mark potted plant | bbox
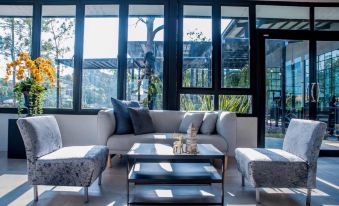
[4,52,56,116]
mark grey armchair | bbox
[17,116,109,203]
[235,119,326,205]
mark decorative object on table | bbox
[4,52,56,116]
[186,124,198,154]
[172,133,185,154]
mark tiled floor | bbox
[1,152,339,206]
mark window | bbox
[82,5,119,109]
[256,5,310,30]
[126,5,164,110]
[219,95,252,113]
[221,6,249,88]
[41,5,76,109]
[180,94,214,111]
[315,7,339,31]
[183,5,212,88]
[0,5,33,108]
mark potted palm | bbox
[4,52,56,116]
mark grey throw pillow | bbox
[128,107,155,135]
[111,98,140,134]
[179,113,204,133]
[200,112,218,134]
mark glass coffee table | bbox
[126,143,226,205]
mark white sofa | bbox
[97,109,237,159]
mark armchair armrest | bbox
[97,109,116,145]
[216,112,237,156]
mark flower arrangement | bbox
[4,52,56,116]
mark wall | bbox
[0,113,257,152]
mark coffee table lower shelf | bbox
[127,162,224,205]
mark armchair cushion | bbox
[34,145,108,187]
[235,148,308,188]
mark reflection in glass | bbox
[219,95,252,113]
[183,5,212,88]
[127,5,164,109]
[41,5,75,109]
[180,94,213,111]
[256,5,309,30]
[317,41,339,149]
[0,5,33,108]
[221,6,249,88]
[82,5,119,109]
[265,39,309,148]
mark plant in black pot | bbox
[4,52,56,116]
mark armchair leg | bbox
[33,185,38,202]
[241,175,245,187]
[98,173,102,186]
[306,189,311,206]
[84,187,89,203]
[256,188,260,204]
[107,154,112,168]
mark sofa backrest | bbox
[149,110,186,133]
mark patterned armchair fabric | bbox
[17,116,108,187]
[235,119,326,189]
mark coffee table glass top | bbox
[127,143,224,159]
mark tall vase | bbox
[23,91,34,117]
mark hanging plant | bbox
[4,52,56,116]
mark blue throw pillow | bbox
[111,98,140,134]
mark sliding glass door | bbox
[264,38,310,148]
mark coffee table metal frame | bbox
[126,143,226,205]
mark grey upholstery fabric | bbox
[17,116,108,187]
[107,133,228,154]
[283,119,326,188]
[235,148,308,188]
[35,146,108,186]
[128,107,155,135]
[97,110,237,156]
[111,98,140,134]
[179,113,204,133]
[200,112,218,134]
[235,119,326,190]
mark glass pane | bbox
[180,94,214,111]
[82,5,119,109]
[316,41,339,151]
[183,5,212,88]
[265,39,309,149]
[41,5,76,109]
[0,5,33,108]
[219,95,252,113]
[126,5,164,109]
[221,6,249,88]
[256,5,310,30]
[315,7,339,31]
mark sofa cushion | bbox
[111,98,140,134]
[235,148,308,188]
[107,133,228,154]
[179,113,204,133]
[128,107,155,135]
[200,112,218,135]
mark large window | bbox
[221,6,249,88]
[41,5,75,109]
[180,94,214,111]
[126,5,164,110]
[182,5,212,88]
[256,5,310,30]
[0,5,33,108]
[82,5,119,109]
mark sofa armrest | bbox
[216,112,237,156]
[97,109,116,145]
